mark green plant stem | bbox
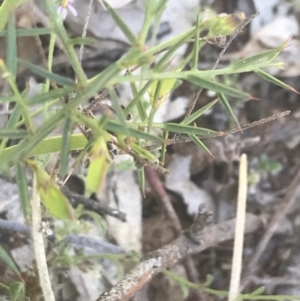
[43,31,56,119]
[160,130,168,164]
[111,61,282,85]
[192,14,200,70]
[141,26,196,57]
[147,80,162,133]
[0,61,35,134]
[44,0,87,86]
[139,9,153,45]
[124,80,152,117]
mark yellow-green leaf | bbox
[149,71,182,109]
[28,162,75,220]
[86,137,110,193]
[87,155,109,194]
[130,142,158,163]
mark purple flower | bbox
[57,0,78,19]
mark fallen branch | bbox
[61,186,127,222]
[0,219,126,254]
[95,210,263,301]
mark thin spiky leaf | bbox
[218,93,240,128]
[16,162,31,222]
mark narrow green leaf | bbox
[103,1,138,46]
[18,59,76,86]
[0,244,21,278]
[148,80,162,132]
[44,0,87,85]
[154,30,192,71]
[0,95,15,102]
[0,60,34,134]
[141,26,195,58]
[160,130,168,164]
[120,47,154,68]
[230,48,283,71]
[218,93,240,128]
[105,120,163,143]
[181,98,218,125]
[192,14,201,70]
[157,122,217,136]
[0,104,22,150]
[9,282,25,301]
[0,128,28,138]
[127,69,147,121]
[28,86,75,105]
[109,88,130,137]
[28,133,87,156]
[6,14,17,78]
[0,134,88,163]
[187,74,253,99]
[16,162,31,221]
[124,80,152,116]
[188,134,213,156]
[60,117,72,178]
[255,69,300,94]
[156,0,169,15]
[0,27,52,37]
[137,166,145,197]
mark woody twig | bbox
[96,208,263,301]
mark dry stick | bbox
[144,166,181,231]
[144,166,205,301]
[0,218,127,254]
[145,111,291,152]
[31,174,55,301]
[79,0,94,64]
[174,111,290,144]
[61,186,127,222]
[228,154,248,301]
[240,168,300,291]
[183,13,258,120]
[95,210,263,301]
